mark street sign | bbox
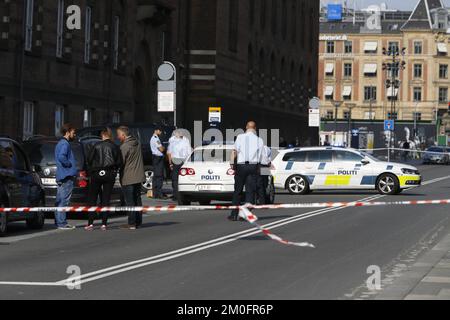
[209,107,222,123]
[384,120,395,131]
[158,92,175,112]
[309,97,320,110]
[309,109,320,127]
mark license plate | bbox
[198,185,222,192]
[41,178,56,185]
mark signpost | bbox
[208,107,222,127]
[157,61,177,124]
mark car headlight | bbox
[401,168,419,175]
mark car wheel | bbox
[199,200,211,206]
[286,175,310,195]
[266,177,276,204]
[141,171,154,192]
[0,203,7,236]
[376,174,400,195]
[26,200,45,230]
[178,193,191,206]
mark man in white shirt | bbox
[229,121,264,221]
[150,126,166,199]
[167,130,192,201]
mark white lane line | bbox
[1,175,449,287]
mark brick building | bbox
[181,0,320,144]
[0,0,320,145]
[318,0,450,147]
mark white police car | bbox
[271,147,421,195]
[178,144,275,205]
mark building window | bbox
[387,112,398,120]
[25,0,34,52]
[229,0,239,52]
[364,86,377,101]
[439,87,448,103]
[413,112,422,121]
[364,111,375,120]
[388,41,399,54]
[271,0,277,36]
[326,41,335,54]
[83,109,93,127]
[326,111,334,120]
[344,63,352,77]
[344,41,353,53]
[413,87,422,102]
[23,101,34,139]
[324,86,334,100]
[84,6,92,64]
[56,0,65,58]
[414,64,422,78]
[325,63,334,77]
[113,16,120,70]
[343,111,350,120]
[55,105,65,136]
[439,64,448,79]
[260,0,266,30]
[112,111,121,124]
[414,41,423,54]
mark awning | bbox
[364,41,378,52]
[342,86,352,97]
[325,86,334,96]
[325,63,334,74]
[364,63,378,74]
[437,43,448,54]
[387,86,399,97]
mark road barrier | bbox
[2,199,450,247]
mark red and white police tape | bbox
[2,199,450,248]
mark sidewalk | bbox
[376,233,450,300]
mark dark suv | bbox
[22,137,123,206]
[0,137,46,235]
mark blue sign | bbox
[384,120,395,131]
[327,4,343,21]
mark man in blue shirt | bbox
[150,126,167,199]
[54,123,78,230]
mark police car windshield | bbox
[189,149,233,163]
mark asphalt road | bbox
[0,164,450,300]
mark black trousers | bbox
[88,170,116,226]
[256,165,270,205]
[152,155,165,198]
[231,164,259,216]
[171,162,183,200]
[122,184,143,227]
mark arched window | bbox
[260,0,267,30]
[249,0,255,27]
[282,0,288,40]
[291,1,297,44]
[271,0,277,36]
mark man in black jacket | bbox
[85,128,122,231]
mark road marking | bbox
[1,175,449,287]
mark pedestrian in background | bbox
[85,128,122,231]
[150,126,167,199]
[117,126,146,230]
[167,129,192,201]
[229,121,264,221]
[256,145,272,205]
[54,123,78,230]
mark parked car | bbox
[422,147,450,165]
[77,124,175,191]
[0,137,46,236]
[22,137,123,206]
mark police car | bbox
[271,147,421,195]
[178,144,275,205]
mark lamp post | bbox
[382,45,406,158]
[333,100,343,146]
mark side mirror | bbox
[361,159,370,166]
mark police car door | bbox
[305,150,334,189]
[332,150,372,189]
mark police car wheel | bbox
[266,179,276,204]
[286,175,310,195]
[178,193,191,206]
[376,174,400,195]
